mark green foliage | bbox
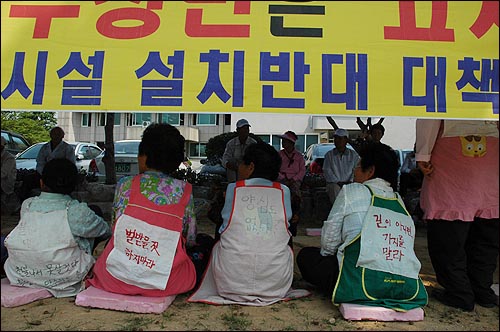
[1,111,56,143]
[204,132,238,160]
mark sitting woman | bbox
[277,131,306,244]
[297,142,428,311]
[188,142,305,306]
[4,158,111,297]
[86,123,200,296]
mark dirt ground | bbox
[1,212,499,331]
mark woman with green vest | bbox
[297,142,427,311]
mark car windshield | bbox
[115,141,139,155]
[16,143,43,159]
[315,145,334,156]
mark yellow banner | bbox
[1,1,498,119]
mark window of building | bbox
[126,113,152,126]
[272,135,281,151]
[114,113,121,126]
[295,135,307,153]
[305,134,319,150]
[97,113,106,126]
[97,112,121,126]
[271,133,319,153]
[81,113,92,127]
[256,135,270,144]
[158,113,180,126]
[195,114,217,126]
[189,142,207,158]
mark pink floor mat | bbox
[75,286,176,314]
[1,278,53,308]
[339,303,424,321]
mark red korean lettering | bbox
[9,5,80,39]
[95,1,163,39]
[133,254,141,264]
[145,258,156,269]
[125,228,137,244]
[185,1,251,37]
[384,1,455,41]
[151,241,160,256]
[469,1,499,39]
[382,247,394,261]
[374,214,386,228]
[393,249,405,261]
[398,235,406,248]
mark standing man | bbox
[323,128,360,205]
[36,126,76,176]
[1,136,19,214]
[20,126,76,201]
[221,119,257,183]
[369,123,385,144]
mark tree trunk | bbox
[103,113,116,184]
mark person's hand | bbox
[417,161,434,176]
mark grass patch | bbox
[117,316,155,331]
[162,310,176,320]
[221,311,252,331]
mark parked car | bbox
[395,148,415,188]
[1,129,30,156]
[89,140,141,182]
[199,157,226,176]
[15,141,103,172]
[89,140,196,182]
[395,149,414,171]
[303,143,335,174]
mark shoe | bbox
[476,295,499,308]
[432,289,475,312]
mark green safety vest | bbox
[331,186,428,312]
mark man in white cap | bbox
[221,119,257,182]
[323,128,360,205]
[1,136,19,214]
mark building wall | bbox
[232,114,416,150]
[57,112,417,156]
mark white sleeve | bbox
[415,119,441,162]
[320,186,348,256]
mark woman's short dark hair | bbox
[138,123,185,174]
[42,158,78,195]
[358,142,399,191]
[241,142,282,181]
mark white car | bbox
[15,141,103,173]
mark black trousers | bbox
[296,247,339,297]
[427,218,499,307]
